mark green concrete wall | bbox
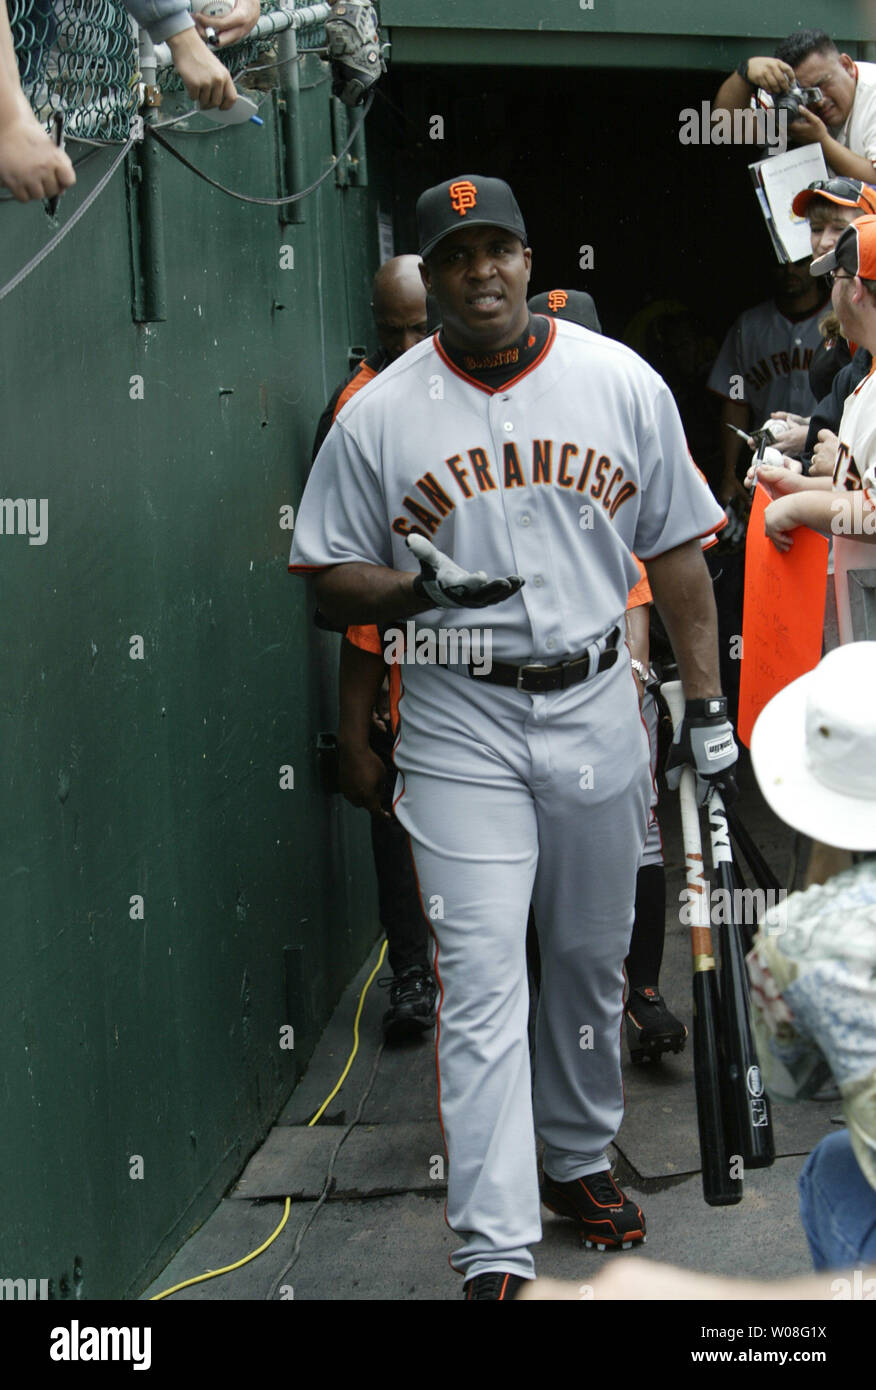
[0,51,387,1299]
[382,0,869,67]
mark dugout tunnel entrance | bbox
[368,0,870,489]
[369,59,796,494]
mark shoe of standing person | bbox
[380,965,437,1043]
[541,1170,646,1251]
[624,985,688,1063]
[462,1272,530,1300]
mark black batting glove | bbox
[665,695,739,807]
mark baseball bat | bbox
[706,790,776,1170]
[726,805,782,894]
[662,681,742,1207]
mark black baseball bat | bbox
[662,682,742,1207]
[707,790,776,1171]
[726,805,783,894]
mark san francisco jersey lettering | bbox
[289,319,725,664]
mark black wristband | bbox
[685,696,728,720]
[736,58,754,85]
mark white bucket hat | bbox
[750,642,876,851]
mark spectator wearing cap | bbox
[752,178,876,468]
[747,643,876,1272]
[795,179,876,401]
[714,29,876,181]
[762,214,876,565]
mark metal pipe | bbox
[277,16,304,224]
[348,92,368,187]
[151,4,331,67]
[330,95,349,187]
[139,27,157,88]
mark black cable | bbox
[145,90,372,206]
[265,1038,385,1300]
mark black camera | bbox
[773,82,824,121]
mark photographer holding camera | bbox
[714,29,876,181]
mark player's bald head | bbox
[371,255,429,359]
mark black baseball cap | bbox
[416,175,527,260]
[528,289,602,334]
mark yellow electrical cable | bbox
[307,937,388,1127]
[148,937,388,1300]
[149,1199,292,1300]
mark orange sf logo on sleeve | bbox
[547,290,568,311]
[449,180,478,215]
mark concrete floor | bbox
[142,750,841,1303]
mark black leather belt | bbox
[470,625,622,693]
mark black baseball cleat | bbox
[624,985,688,1064]
[463,1272,529,1300]
[380,965,437,1044]
[541,1170,646,1251]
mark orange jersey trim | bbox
[626,555,652,609]
[345,623,401,729]
[332,361,379,422]
[345,623,383,655]
[433,317,557,396]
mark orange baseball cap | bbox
[811,213,876,278]
[793,177,876,219]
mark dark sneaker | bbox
[541,1170,646,1251]
[463,1272,528,1300]
[625,985,688,1064]
[380,966,437,1044]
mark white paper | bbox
[749,145,829,262]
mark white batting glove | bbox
[406,534,525,609]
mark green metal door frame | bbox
[380,0,870,68]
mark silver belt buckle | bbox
[517,661,547,691]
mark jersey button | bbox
[519,514,531,526]
[503,421,514,432]
[533,574,544,587]
[545,637,557,651]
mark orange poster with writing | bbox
[737,483,829,746]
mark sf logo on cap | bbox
[548,290,568,311]
[449,180,478,216]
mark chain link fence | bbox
[9,2,329,142]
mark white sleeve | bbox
[849,79,876,165]
[288,420,393,573]
[633,380,727,559]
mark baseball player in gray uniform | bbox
[289,176,737,1300]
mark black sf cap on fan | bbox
[416,176,527,260]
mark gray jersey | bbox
[707,299,826,421]
[290,318,725,660]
